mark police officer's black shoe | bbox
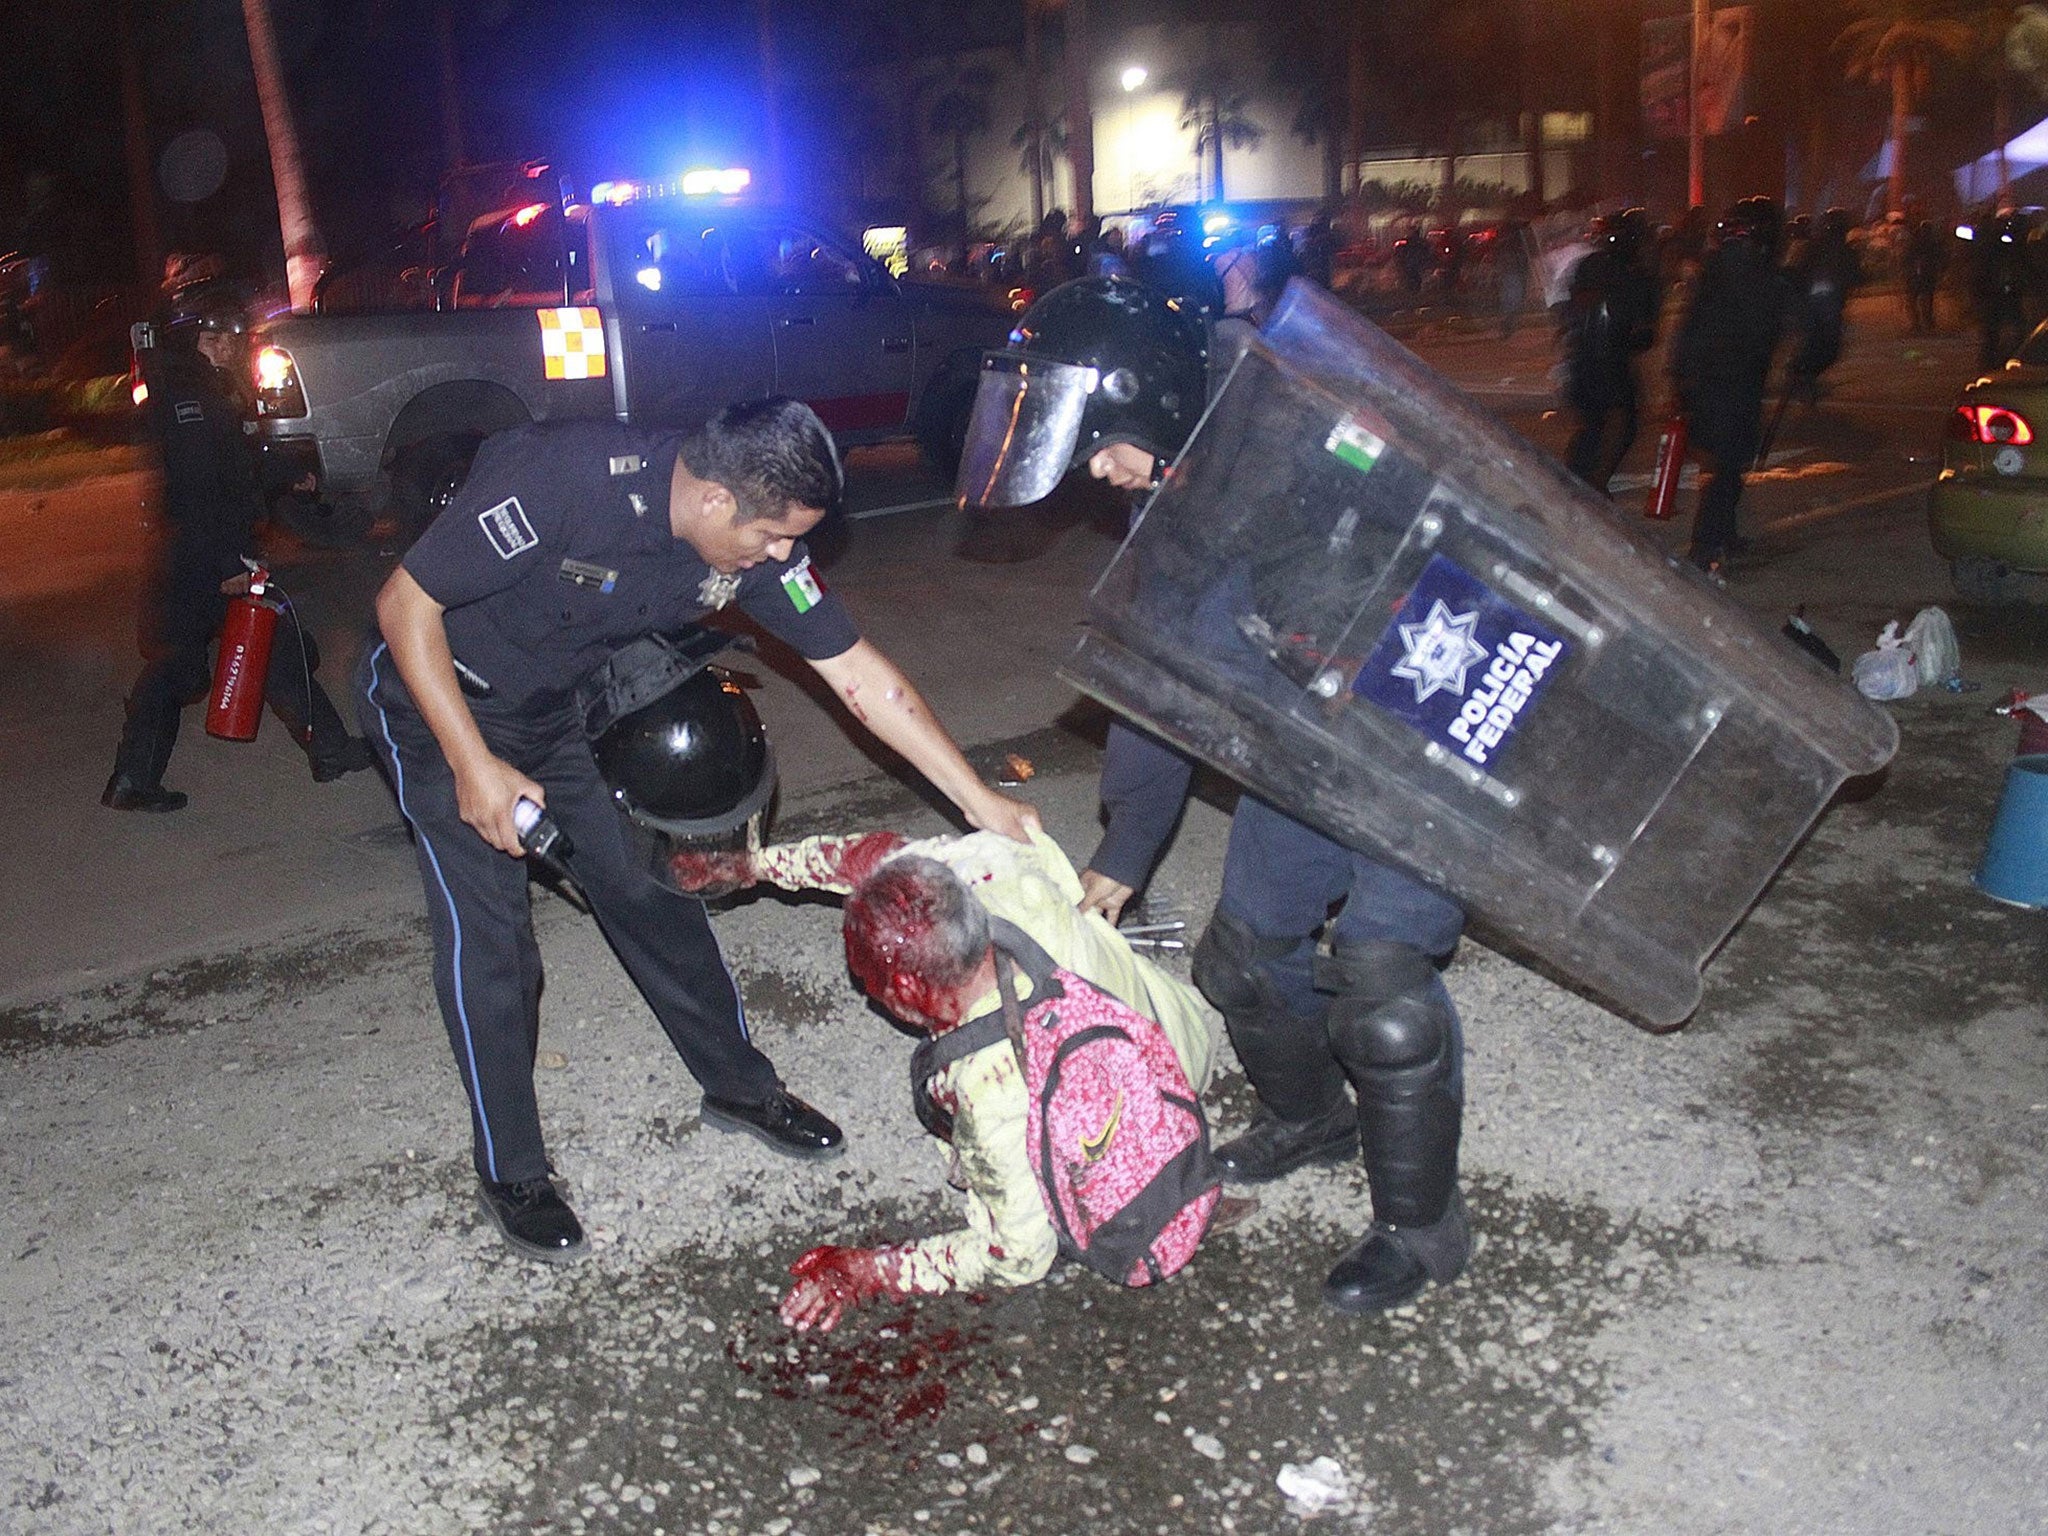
[700,1088,845,1159]
[101,774,188,813]
[478,1176,591,1264]
[1322,1193,1471,1315]
[311,736,377,783]
[1214,1105,1359,1185]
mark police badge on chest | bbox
[696,570,742,610]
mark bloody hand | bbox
[667,848,756,893]
[781,1244,902,1333]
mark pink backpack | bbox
[912,920,1222,1286]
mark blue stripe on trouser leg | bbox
[360,644,552,1184]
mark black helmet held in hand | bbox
[589,662,776,899]
[955,275,1209,508]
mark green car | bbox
[1931,324,2048,600]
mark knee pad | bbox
[1192,908,1296,1020]
[1317,940,1453,1077]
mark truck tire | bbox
[388,433,485,547]
[915,358,981,483]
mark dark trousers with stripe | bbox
[356,644,783,1186]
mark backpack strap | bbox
[908,1007,1008,1140]
[907,920,1064,1140]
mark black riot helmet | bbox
[586,650,776,899]
[1718,196,1783,258]
[1606,207,1649,261]
[162,278,249,341]
[955,275,1209,508]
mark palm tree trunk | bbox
[1886,60,1911,216]
[1520,0,1543,209]
[437,6,465,172]
[1345,15,1368,196]
[1061,0,1094,225]
[119,0,159,286]
[757,0,786,202]
[241,0,326,310]
[954,133,970,249]
[1211,108,1226,201]
[1997,71,2012,202]
[1025,0,1046,231]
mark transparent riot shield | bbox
[1062,279,1897,1028]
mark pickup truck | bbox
[251,183,1017,543]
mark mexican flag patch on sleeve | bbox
[780,555,825,614]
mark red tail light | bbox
[1951,404,2034,445]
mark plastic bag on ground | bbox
[1277,1456,1352,1515]
[1852,621,1919,700]
[1904,606,1960,687]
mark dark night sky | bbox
[0,0,1006,284]
[0,0,2006,291]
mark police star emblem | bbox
[1391,599,1488,704]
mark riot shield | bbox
[1062,279,1897,1028]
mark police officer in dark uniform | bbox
[958,279,1471,1314]
[104,282,372,811]
[1672,197,1794,573]
[1562,208,1659,495]
[360,398,1037,1262]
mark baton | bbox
[1754,385,1794,471]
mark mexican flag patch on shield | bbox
[780,555,825,614]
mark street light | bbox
[1120,65,1147,211]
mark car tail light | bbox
[253,344,307,417]
[1951,403,2034,445]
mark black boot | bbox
[1214,1103,1358,1184]
[310,735,376,782]
[1320,940,1469,1312]
[1194,910,1353,1185]
[1323,1191,1471,1314]
[101,774,187,813]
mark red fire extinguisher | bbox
[206,563,281,741]
[1644,414,1687,522]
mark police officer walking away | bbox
[957,279,1472,1315]
[1561,208,1659,494]
[1785,208,1863,404]
[1972,203,2033,369]
[359,399,1037,1262]
[104,281,372,810]
[1671,197,1793,574]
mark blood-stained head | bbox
[843,855,991,1031]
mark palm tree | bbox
[241,0,326,309]
[1019,0,1051,232]
[1835,0,1976,216]
[1178,57,1264,202]
[926,65,996,244]
[1013,115,1067,229]
[1270,14,1348,202]
[1041,0,1094,226]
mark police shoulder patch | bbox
[478,495,539,560]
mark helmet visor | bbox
[955,353,1099,508]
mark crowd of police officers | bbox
[104,194,1927,1315]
